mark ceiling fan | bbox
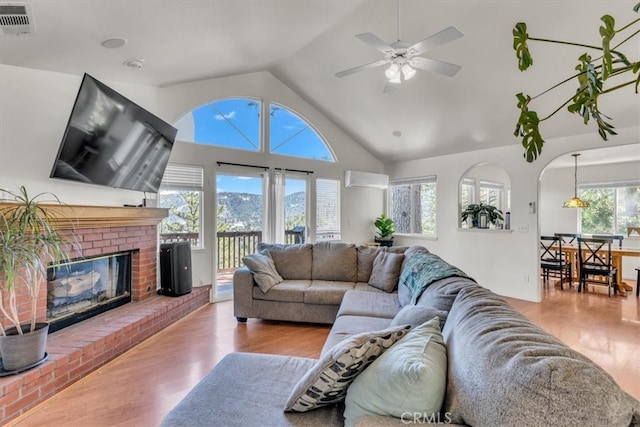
[335,1,463,86]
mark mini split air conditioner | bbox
[344,170,389,189]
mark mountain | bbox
[217,191,305,231]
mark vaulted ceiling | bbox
[1,0,638,163]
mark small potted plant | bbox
[0,186,78,372]
[461,203,504,229]
[374,213,395,247]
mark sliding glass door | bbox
[216,173,265,300]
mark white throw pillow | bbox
[344,317,447,427]
[242,250,283,292]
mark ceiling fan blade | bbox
[411,56,461,77]
[407,26,463,56]
[355,33,395,55]
[335,58,390,78]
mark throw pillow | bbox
[283,324,411,412]
[344,317,447,427]
[390,305,449,329]
[368,252,405,292]
[242,251,283,293]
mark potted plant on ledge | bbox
[0,186,77,373]
[374,213,395,247]
[461,203,504,229]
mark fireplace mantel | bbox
[0,202,168,229]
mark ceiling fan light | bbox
[388,74,402,84]
[401,64,416,80]
[385,63,400,79]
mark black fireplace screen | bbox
[47,251,132,333]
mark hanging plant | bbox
[513,3,640,162]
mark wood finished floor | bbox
[10,279,640,427]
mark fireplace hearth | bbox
[47,251,133,333]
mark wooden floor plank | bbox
[9,280,640,426]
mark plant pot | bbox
[0,322,49,371]
[374,237,394,247]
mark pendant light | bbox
[562,153,590,208]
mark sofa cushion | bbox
[312,242,357,282]
[411,276,478,311]
[322,315,395,355]
[242,250,283,292]
[304,281,356,305]
[337,290,400,320]
[441,285,640,427]
[284,324,410,413]
[356,245,382,283]
[252,280,311,303]
[399,253,473,305]
[354,283,386,293]
[161,352,344,427]
[390,305,448,329]
[368,252,405,292]
[258,243,313,280]
[344,317,447,427]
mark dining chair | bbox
[592,234,624,248]
[577,237,618,297]
[554,233,580,245]
[540,236,572,289]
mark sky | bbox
[188,98,333,161]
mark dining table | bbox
[552,244,640,296]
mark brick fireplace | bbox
[0,204,210,424]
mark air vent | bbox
[0,3,35,35]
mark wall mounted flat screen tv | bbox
[50,74,177,193]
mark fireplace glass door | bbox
[47,251,132,332]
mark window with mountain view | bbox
[159,164,204,248]
[173,98,335,162]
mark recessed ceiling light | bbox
[123,58,144,69]
[101,37,127,49]
[392,130,402,137]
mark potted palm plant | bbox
[374,213,395,247]
[461,203,504,229]
[0,186,77,372]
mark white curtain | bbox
[264,168,285,243]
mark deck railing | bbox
[160,228,305,273]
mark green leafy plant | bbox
[513,3,640,162]
[374,213,395,239]
[461,203,504,227]
[0,186,77,335]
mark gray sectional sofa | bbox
[233,242,425,324]
[163,242,640,427]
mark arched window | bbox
[174,98,334,162]
[269,103,334,162]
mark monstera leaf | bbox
[512,3,640,162]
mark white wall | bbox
[0,64,162,205]
[0,65,384,292]
[157,71,385,289]
[386,128,640,302]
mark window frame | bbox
[159,163,204,249]
[315,178,341,241]
[388,176,437,238]
[578,180,640,235]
